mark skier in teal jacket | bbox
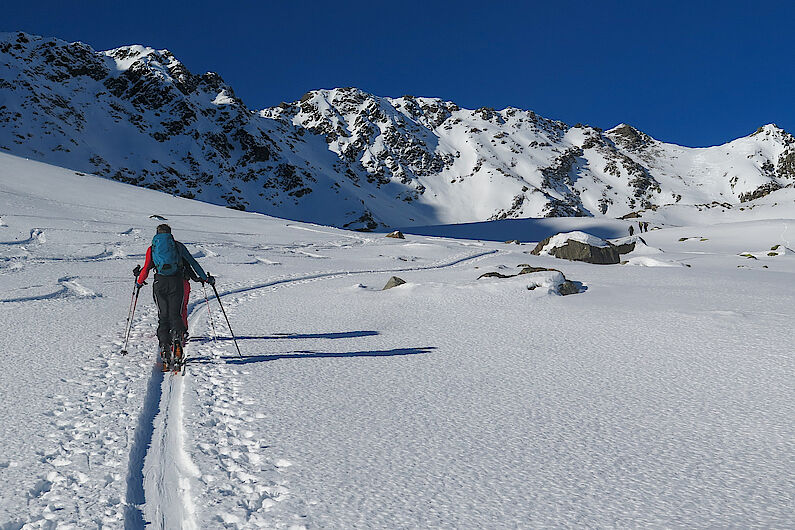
[135,224,213,368]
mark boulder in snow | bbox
[610,235,649,255]
[478,264,582,295]
[382,276,407,290]
[525,269,582,296]
[530,231,621,264]
[557,280,580,296]
[386,230,405,239]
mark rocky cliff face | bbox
[2,32,794,229]
[0,32,379,228]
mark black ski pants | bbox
[153,274,186,349]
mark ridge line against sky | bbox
[2,0,794,148]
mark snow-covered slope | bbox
[267,89,795,222]
[2,31,795,230]
[0,32,387,229]
[1,151,794,528]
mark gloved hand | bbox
[206,273,215,286]
[133,264,141,277]
[136,281,145,289]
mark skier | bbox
[134,224,214,370]
[628,225,634,236]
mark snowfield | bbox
[0,152,793,528]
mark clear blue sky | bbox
[3,1,794,147]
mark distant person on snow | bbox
[628,225,634,236]
[134,224,213,368]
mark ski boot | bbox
[172,335,185,374]
[159,344,171,372]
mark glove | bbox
[206,273,215,286]
[133,264,141,277]
[136,281,145,289]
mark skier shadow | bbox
[188,330,380,343]
[188,346,436,365]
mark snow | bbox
[622,256,686,267]
[0,152,793,528]
[523,269,569,294]
[105,45,158,71]
[211,90,235,106]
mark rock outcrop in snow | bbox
[2,31,795,229]
[477,265,581,295]
[382,276,407,290]
[531,231,624,264]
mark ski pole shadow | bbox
[196,346,437,365]
[188,330,379,344]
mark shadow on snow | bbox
[187,346,435,365]
[188,330,379,343]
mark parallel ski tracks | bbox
[124,248,499,528]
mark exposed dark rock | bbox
[517,266,561,275]
[620,211,642,219]
[490,194,526,221]
[607,124,652,150]
[477,271,514,279]
[739,182,783,202]
[531,235,621,264]
[386,230,405,239]
[382,276,407,290]
[558,281,580,296]
[611,236,646,255]
[343,210,379,231]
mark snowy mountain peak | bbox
[2,31,795,229]
[750,123,794,144]
[104,45,160,71]
[605,123,655,150]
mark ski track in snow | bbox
[119,247,498,528]
[208,249,497,303]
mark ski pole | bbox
[209,279,242,357]
[123,281,136,330]
[121,283,141,355]
[202,283,217,343]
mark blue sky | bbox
[3,1,794,147]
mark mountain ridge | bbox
[1,31,794,229]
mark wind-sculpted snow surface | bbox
[3,31,795,230]
[0,152,793,527]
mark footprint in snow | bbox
[0,228,45,245]
[0,276,99,303]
